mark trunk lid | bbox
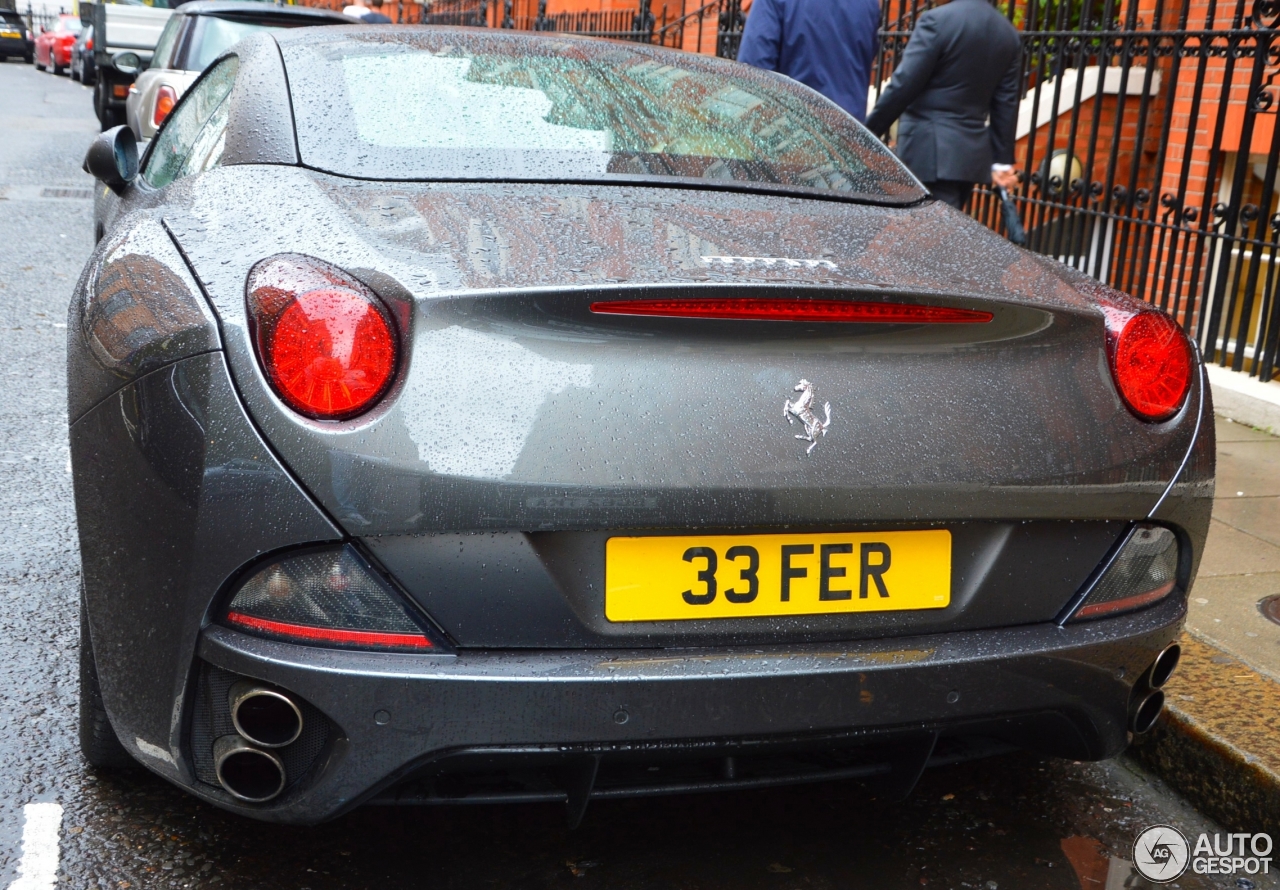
[165,167,1202,647]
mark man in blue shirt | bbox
[737,0,882,122]
[360,0,392,23]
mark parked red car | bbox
[34,15,81,75]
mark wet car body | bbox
[74,29,1213,824]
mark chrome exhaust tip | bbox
[213,735,286,803]
[1149,643,1181,689]
[1131,689,1166,735]
[229,681,303,748]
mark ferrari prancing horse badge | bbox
[784,379,831,455]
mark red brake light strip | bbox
[1074,581,1176,620]
[589,299,993,323]
[226,611,433,649]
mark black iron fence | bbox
[21,5,62,32]
[882,0,1280,381]
[390,0,745,54]
[322,0,1279,380]
[416,0,488,26]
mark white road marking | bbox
[7,803,62,890]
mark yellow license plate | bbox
[0,28,20,37]
[605,530,951,622]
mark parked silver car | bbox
[125,1,352,140]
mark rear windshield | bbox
[55,16,83,33]
[280,31,923,203]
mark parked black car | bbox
[71,23,95,85]
[0,9,33,64]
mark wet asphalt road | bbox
[0,58,1275,890]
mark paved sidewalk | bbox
[1208,363,1280,434]
[1133,411,1280,836]
[1187,416,1280,679]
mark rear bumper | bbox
[183,594,1186,824]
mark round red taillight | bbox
[153,85,178,128]
[248,257,398,420]
[1108,310,1193,422]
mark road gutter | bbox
[1130,634,1280,838]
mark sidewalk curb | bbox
[1130,634,1280,838]
[1207,364,1280,434]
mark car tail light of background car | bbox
[223,546,441,651]
[1067,524,1180,621]
[153,85,178,127]
[1104,307,1194,422]
[247,254,399,421]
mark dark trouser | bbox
[926,180,975,210]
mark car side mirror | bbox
[113,51,141,75]
[83,126,139,194]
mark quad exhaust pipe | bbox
[229,681,304,748]
[214,735,286,802]
[213,682,304,802]
[1130,689,1165,734]
[1129,644,1180,735]
[1148,643,1181,689]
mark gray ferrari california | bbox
[72,27,1212,825]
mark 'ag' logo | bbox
[1133,825,1190,883]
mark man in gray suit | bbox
[865,0,1022,210]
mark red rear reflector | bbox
[589,299,993,324]
[1105,309,1193,422]
[1072,581,1175,620]
[225,612,434,650]
[153,84,177,127]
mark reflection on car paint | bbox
[401,324,593,480]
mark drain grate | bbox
[41,187,93,200]
[1260,594,1280,627]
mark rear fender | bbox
[72,351,340,782]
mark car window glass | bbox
[143,56,238,189]
[182,89,233,177]
[282,32,923,203]
[56,17,83,34]
[187,17,282,72]
[1,11,23,27]
[149,15,183,70]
